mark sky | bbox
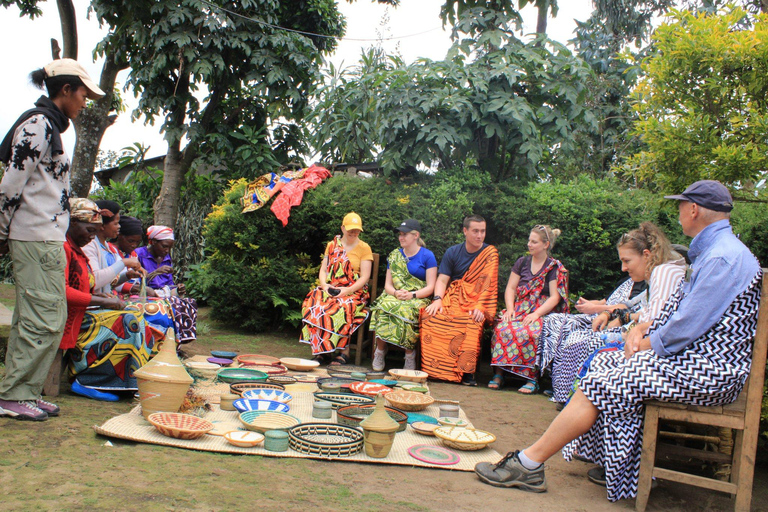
[0,0,594,163]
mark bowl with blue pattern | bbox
[242,389,293,404]
[232,398,290,414]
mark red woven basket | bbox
[148,412,214,440]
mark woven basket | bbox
[236,354,281,366]
[239,411,301,433]
[147,412,213,440]
[336,404,407,432]
[242,389,292,403]
[384,391,435,412]
[388,369,428,383]
[280,357,320,372]
[267,375,297,385]
[230,382,285,396]
[217,368,269,384]
[434,426,496,451]
[313,392,375,410]
[288,423,364,457]
[184,361,220,381]
[245,363,288,376]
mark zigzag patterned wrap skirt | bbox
[563,273,761,501]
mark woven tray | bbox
[434,427,496,451]
[313,392,374,410]
[247,364,288,376]
[230,382,285,396]
[236,354,281,366]
[239,411,301,433]
[385,391,435,412]
[147,412,213,440]
[289,423,364,457]
[336,403,407,432]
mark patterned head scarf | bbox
[69,198,106,224]
[147,225,174,241]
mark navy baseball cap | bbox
[664,180,733,212]
[394,219,422,233]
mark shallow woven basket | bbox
[230,381,285,396]
[288,423,364,457]
[184,361,220,381]
[147,412,214,440]
[388,369,428,383]
[384,390,435,412]
[236,354,281,366]
[433,426,496,451]
[239,411,301,433]
[313,392,375,410]
[336,404,408,432]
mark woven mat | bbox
[93,389,500,471]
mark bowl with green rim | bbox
[217,368,269,384]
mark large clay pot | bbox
[134,329,193,419]
[360,394,400,458]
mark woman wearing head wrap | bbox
[135,225,176,291]
[133,224,198,344]
[0,60,105,421]
[62,198,156,402]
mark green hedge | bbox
[191,171,766,331]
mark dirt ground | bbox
[0,299,766,511]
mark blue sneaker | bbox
[71,380,119,402]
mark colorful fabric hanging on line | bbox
[241,168,306,213]
[271,164,332,226]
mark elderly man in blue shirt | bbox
[475,180,762,502]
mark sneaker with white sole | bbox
[372,349,387,371]
[403,353,417,370]
[36,398,60,417]
[0,399,48,421]
[475,451,547,492]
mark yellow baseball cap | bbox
[342,212,363,231]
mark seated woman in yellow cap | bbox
[300,212,373,365]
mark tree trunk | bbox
[762,0,767,14]
[70,56,125,197]
[536,0,548,36]
[153,80,225,227]
[56,0,78,59]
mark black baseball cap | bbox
[394,219,422,233]
[664,180,733,212]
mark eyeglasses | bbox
[533,225,549,243]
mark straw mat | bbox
[93,388,501,471]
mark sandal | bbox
[328,353,351,366]
[488,374,505,390]
[517,380,539,395]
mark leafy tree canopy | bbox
[622,6,768,195]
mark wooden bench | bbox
[351,253,379,366]
[636,270,768,511]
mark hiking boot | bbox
[403,353,417,371]
[587,466,606,486]
[474,451,547,492]
[0,399,48,421]
[36,398,60,417]
[372,349,387,371]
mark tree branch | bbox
[56,0,77,59]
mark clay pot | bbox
[134,329,193,419]
[360,394,400,458]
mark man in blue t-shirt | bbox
[422,215,499,385]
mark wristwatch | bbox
[412,291,417,299]
[432,295,442,302]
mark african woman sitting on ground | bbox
[370,219,437,371]
[489,225,569,393]
[129,223,198,345]
[62,199,156,402]
[300,212,373,365]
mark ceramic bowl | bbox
[279,357,321,372]
[211,350,238,359]
[242,389,293,404]
[437,417,468,427]
[232,398,290,414]
[224,430,264,448]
